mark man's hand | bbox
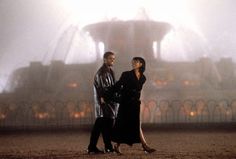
[100,97,105,104]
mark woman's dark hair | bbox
[132,57,146,73]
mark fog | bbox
[0,0,236,92]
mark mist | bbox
[0,0,236,91]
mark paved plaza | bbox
[0,125,236,159]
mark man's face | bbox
[105,55,115,66]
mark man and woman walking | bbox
[87,51,156,155]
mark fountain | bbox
[83,20,171,63]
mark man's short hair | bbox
[103,51,115,59]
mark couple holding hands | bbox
[87,51,156,155]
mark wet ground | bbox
[0,126,236,159]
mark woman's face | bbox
[132,59,142,70]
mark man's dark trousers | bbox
[88,117,114,150]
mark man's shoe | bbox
[87,147,104,154]
[105,148,114,153]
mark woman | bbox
[111,57,156,154]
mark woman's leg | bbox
[140,126,147,145]
[114,143,122,154]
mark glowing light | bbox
[73,112,80,118]
[58,0,143,26]
[155,80,168,87]
[67,82,78,88]
[80,111,85,117]
[0,113,6,119]
[56,0,206,62]
[71,111,86,118]
[226,111,231,116]
[58,0,199,28]
[183,80,190,86]
[190,111,195,116]
[98,42,105,58]
[153,41,158,58]
[35,112,49,119]
[183,80,200,86]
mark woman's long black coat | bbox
[112,70,146,145]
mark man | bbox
[87,51,119,154]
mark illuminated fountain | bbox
[83,20,171,73]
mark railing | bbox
[141,99,236,123]
[0,99,236,128]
